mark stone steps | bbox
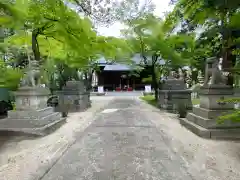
[180,118,240,140]
[0,112,66,136]
[7,107,54,120]
[186,112,240,129]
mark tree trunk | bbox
[87,72,93,91]
[84,70,93,92]
[220,12,236,86]
[32,30,40,61]
[151,64,158,101]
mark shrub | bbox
[218,98,240,123]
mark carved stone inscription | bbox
[22,97,30,106]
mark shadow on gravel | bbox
[0,131,43,152]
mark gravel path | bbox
[138,99,240,180]
[41,98,240,180]
[1,96,240,180]
[0,97,114,180]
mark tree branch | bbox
[72,0,92,15]
[45,36,64,43]
[71,0,107,24]
[37,22,54,34]
[152,53,159,65]
[65,27,80,39]
[43,16,59,22]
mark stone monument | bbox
[158,70,192,112]
[180,57,240,139]
[0,60,66,136]
[57,80,91,113]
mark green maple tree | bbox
[165,0,240,122]
[122,14,187,100]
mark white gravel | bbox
[138,98,240,180]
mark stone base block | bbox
[158,90,192,113]
[0,109,66,136]
[8,107,53,119]
[55,100,91,113]
[57,92,91,113]
[179,118,240,140]
[186,112,240,129]
[199,85,234,110]
[187,106,240,128]
[192,106,233,119]
[67,103,90,113]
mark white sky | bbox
[97,0,173,37]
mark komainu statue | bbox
[168,71,177,79]
[204,57,227,86]
[197,70,204,84]
[20,60,41,87]
[178,68,185,80]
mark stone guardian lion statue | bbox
[20,60,41,87]
[204,57,227,86]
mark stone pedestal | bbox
[0,86,65,136]
[57,81,91,113]
[159,90,192,113]
[158,76,192,112]
[180,85,240,139]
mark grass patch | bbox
[140,95,158,107]
[141,95,200,106]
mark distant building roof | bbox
[131,53,143,64]
[96,54,144,65]
[96,57,108,64]
[103,64,132,71]
[96,53,165,71]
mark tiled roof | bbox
[96,57,108,64]
[96,53,165,70]
[96,53,146,65]
[103,64,132,71]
